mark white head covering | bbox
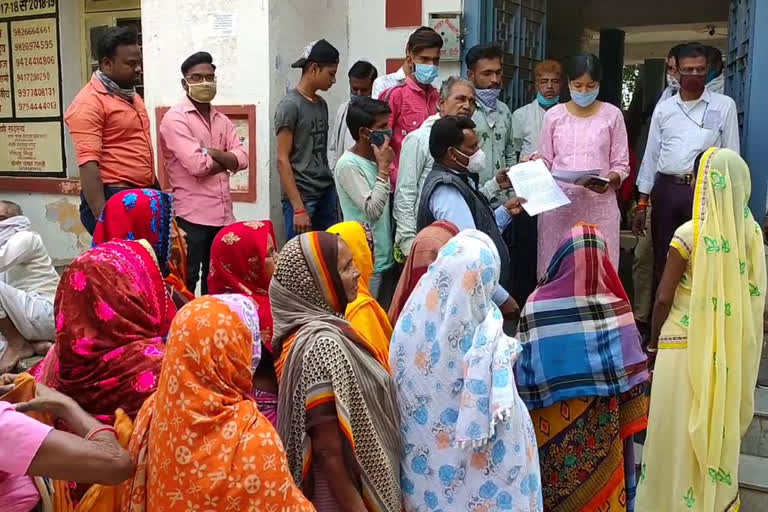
[0,215,31,248]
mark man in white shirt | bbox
[658,44,685,103]
[633,43,740,291]
[328,60,378,171]
[0,201,59,372]
[511,59,562,161]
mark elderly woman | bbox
[515,224,649,511]
[637,148,766,511]
[391,229,543,511]
[270,231,401,512]
[92,188,194,306]
[328,221,392,368]
[535,54,629,276]
[121,295,314,511]
[207,220,280,426]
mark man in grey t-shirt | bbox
[275,39,340,239]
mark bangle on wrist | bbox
[84,425,117,441]
[293,208,307,216]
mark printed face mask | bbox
[186,80,217,103]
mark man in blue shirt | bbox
[416,115,523,318]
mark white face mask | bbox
[667,74,680,90]
[454,148,487,174]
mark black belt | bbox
[657,173,693,185]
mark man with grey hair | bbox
[0,200,58,372]
[393,76,513,260]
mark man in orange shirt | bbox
[65,27,156,234]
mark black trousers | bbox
[176,217,222,295]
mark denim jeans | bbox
[282,186,340,240]
[79,185,134,235]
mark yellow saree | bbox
[637,148,766,511]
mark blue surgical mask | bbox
[537,92,559,108]
[570,88,599,108]
[369,129,393,148]
[413,63,439,85]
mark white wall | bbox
[347,0,463,86]
[141,0,272,222]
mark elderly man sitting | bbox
[0,201,58,372]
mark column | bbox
[598,28,625,108]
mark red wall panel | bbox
[385,0,422,28]
[386,58,406,74]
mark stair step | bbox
[743,388,768,457]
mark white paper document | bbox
[551,169,603,185]
[507,160,570,216]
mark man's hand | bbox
[495,168,512,189]
[632,208,647,237]
[0,373,18,386]
[14,383,76,418]
[499,297,521,321]
[503,197,527,216]
[293,209,312,234]
[372,135,394,171]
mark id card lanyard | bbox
[677,100,709,129]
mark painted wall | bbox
[4,0,89,264]
[347,0,463,86]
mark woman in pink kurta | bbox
[536,54,630,276]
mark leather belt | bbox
[657,173,693,185]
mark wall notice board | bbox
[155,104,258,203]
[0,0,66,177]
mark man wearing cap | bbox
[275,39,340,239]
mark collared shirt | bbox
[428,183,512,306]
[511,99,547,160]
[159,96,248,226]
[65,74,155,187]
[394,114,501,255]
[659,85,677,104]
[706,73,725,95]
[473,99,517,186]
[637,89,740,194]
[372,67,407,101]
[328,100,356,171]
[0,230,59,299]
[386,76,440,186]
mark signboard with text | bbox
[0,0,65,177]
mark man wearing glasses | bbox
[159,51,248,294]
[634,43,740,292]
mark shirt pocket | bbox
[400,112,424,136]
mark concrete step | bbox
[742,388,768,458]
[739,454,768,511]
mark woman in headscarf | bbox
[270,232,401,512]
[387,220,459,324]
[391,229,543,511]
[327,221,392,369]
[515,224,649,511]
[92,188,194,307]
[207,220,280,426]
[121,295,315,512]
[29,239,174,507]
[636,148,766,512]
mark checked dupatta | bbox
[515,224,648,409]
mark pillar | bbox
[642,58,666,113]
[598,28,625,108]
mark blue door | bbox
[463,0,548,111]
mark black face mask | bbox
[368,129,393,148]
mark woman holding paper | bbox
[535,54,630,276]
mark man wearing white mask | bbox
[416,116,525,319]
[159,51,248,294]
[659,43,685,103]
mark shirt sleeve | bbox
[65,97,105,166]
[504,107,518,167]
[0,232,36,272]
[479,177,502,202]
[537,111,556,169]
[721,99,741,153]
[637,107,663,195]
[335,159,390,221]
[494,205,513,232]
[609,109,630,181]
[223,118,249,171]
[511,108,523,156]
[327,103,344,171]
[274,98,299,135]
[394,133,428,254]
[159,112,215,177]
[0,401,53,475]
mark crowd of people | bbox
[0,23,763,512]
